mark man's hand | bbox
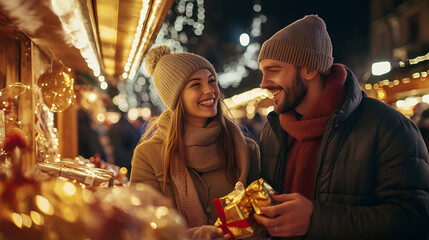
[254,193,313,237]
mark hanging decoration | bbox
[37,69,75,113]
[0,83,30,171]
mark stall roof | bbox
[0,0,173,85]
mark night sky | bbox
[178,0,371,97]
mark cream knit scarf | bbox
[156,111,249,227]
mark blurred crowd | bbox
[77,108,145,175]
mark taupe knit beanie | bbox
[144,45,217,110]
[258,15,333,75]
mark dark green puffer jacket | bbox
[260,67,429,240]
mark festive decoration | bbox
[37,69,76,112]
[3,128,27,154]
[34,90,60,163]
[364,51,429,101]
[213,178,275,239]
[36,160,114,189]
[224,88,270,110]
[245,178,276,215]
[0,127,27,179]
[1,128,186,239]
[121,1,267,114]
[214,182,259,240]
[0,82,30,100]
[36,154,129,188]
[0,84,29,177]
[0,175,187,240]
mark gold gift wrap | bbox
[214,182,263,239]
[36,161,114,188]
[245,178,276,215]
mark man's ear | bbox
[300,67,318,80]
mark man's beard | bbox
[275,72,307,114]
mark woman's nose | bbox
[203,83,214,94]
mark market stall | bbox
[0,0,189,239]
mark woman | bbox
[130,45,261,239]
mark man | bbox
[254,15,429,239]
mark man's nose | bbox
[260,75,269,89]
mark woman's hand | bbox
[187,225,227,240]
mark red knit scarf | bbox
[279,64,347,200]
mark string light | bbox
[365,50,429,102]
[224,88,270,110]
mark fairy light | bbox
[36,195,54,215]
[218,13,266,88]
[224,88,270,110]
[11,213,23,228]
[100,82,108,90]
[30,211,44,225]
[51,0,101,77]
[123,0,151,76]
[365,67,429,101]
[409,52,429,65]
[129,0,164,79]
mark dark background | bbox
[173,0,371,97]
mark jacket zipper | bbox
[274,132,287,192]
[312,116,337,200]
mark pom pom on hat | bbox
[143,45,217,110]
[144,45,172,76]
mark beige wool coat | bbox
[130,131,261,224]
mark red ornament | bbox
[3,129,27,153]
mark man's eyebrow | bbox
[260,65,282,71]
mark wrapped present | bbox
[245,178,276,215]
[35,161,114,188]
[213,178,276,239]
[213,182,262,239]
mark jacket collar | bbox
[333,65,364,124]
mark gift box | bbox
[213,178,275,239]
[245,178,276,215]
[35,161,114,188]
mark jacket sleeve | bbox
[129,142,163,193]
[245,137,261,185]
[307,117,429,239]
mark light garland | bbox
[120,1,267,113]
[123,0,151,74]
[365,51,429,101]
[224,88,271,110]
[218,10,266,89]
[410,52,429,65]
[119,0,208,112]
[364,69,429,92]
[50,0,101,77]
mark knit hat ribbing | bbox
[144,45,217,110]
[258,15,333,75]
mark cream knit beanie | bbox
[258,15,333,75]
[144,45,217,110]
